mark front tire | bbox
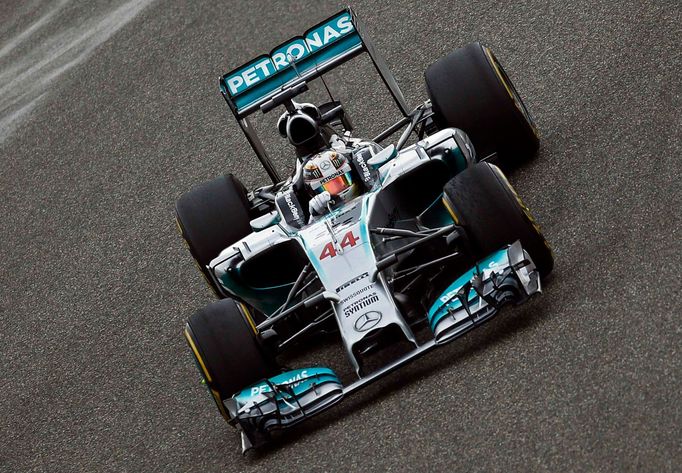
[425,42,539,169]
[184,299,277,418]
[443,162,553,277]
[175,174,252,296]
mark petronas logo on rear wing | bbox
[220,9,362,116]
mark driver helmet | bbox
[303,150,358,202]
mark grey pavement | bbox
[0,1,680,471]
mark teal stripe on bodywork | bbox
[440,145,467,175]
[427,248,509,330]
[419,192,455,228]
[359,193,373,259]
[232,33,362,112]
[233,367,340,405]
[217,268,290,315]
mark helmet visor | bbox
[319,172,353,196]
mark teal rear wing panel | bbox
[220,7,409,119]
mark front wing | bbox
[227,240,540,451]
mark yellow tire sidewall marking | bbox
[183,326,213,384]
[442,195,460,225]
[211,388,229,421]
[491,166,553,254]
[238,302,258,335]
[484,46,540,140]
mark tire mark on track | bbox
[0,0,156,143]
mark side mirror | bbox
[367,144,396,169]
[250,210,280,231]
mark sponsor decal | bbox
[278,190,305,227]
[225,13,354,96]
[354,311,382,331]
[319,168,345,185]
[250,370,309,396]
[487,259,508,273]
[440,287,468,304]
[336,272,369,292]
[343,292,379,317]
[285,193,300,222]
[353,149,373,184]
[339,284,373,304]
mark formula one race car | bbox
[176,8,553,452]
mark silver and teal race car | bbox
[176,7,553,452]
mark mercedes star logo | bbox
[354,311,382,332]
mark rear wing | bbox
[219,7,409,182]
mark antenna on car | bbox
[287,53,302,79]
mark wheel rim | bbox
[484,47,539,139]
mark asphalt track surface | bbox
[1,1,680,471]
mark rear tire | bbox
[425,42,539,169]
[184,299,277,414]
[175,174,252,296]
[443,162,553,277]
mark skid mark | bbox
[0,0,156,143]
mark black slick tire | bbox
[175,174,251,296]
[184,298,277,418]
[443,162,553,277]
[425,42,539,168]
